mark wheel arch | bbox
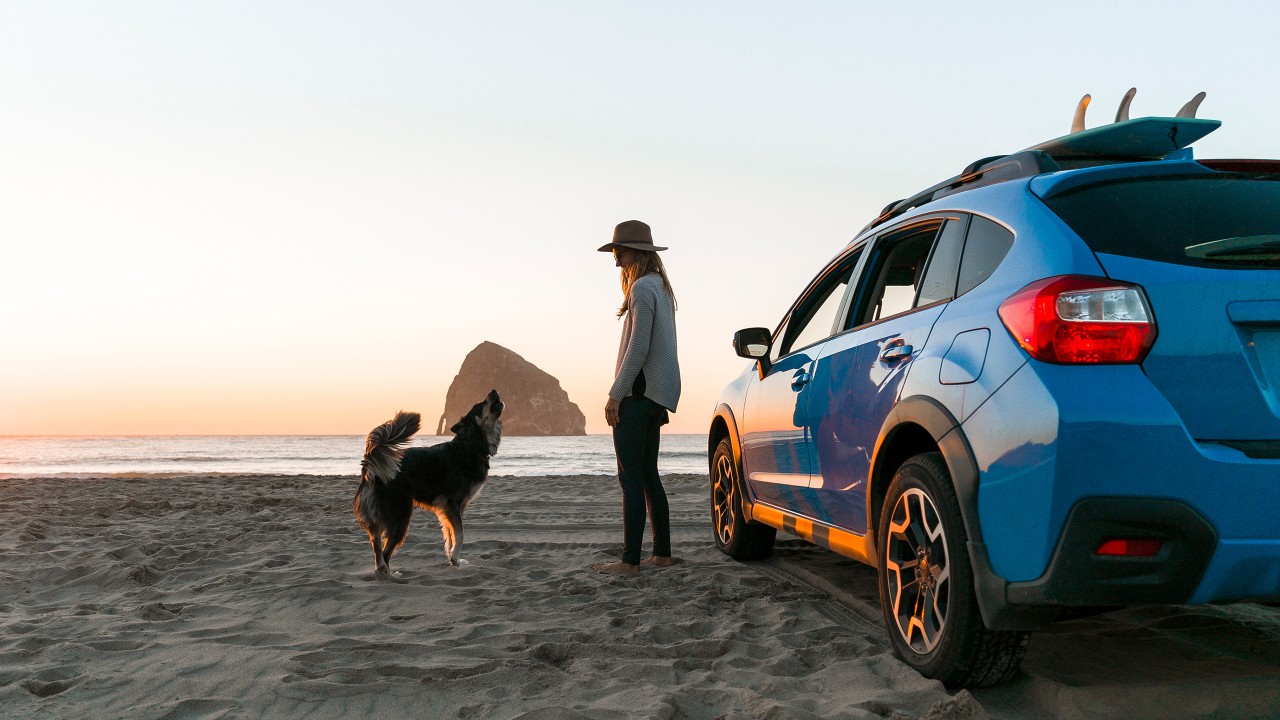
[709,405,762,520]
[871,395,1058,630]
[868,396,966,549]
[708,405,742,475]
[709,404,777,561]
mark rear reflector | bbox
[998,275,1157,364]
[1095,538,1163,557]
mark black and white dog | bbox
[354,389,503,578]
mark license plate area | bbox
[1229,300,1280,418]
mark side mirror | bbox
[732,327,772,359]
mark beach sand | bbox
[2,473,1278,720]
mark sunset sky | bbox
[3,1,1279,436]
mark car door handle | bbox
[881,344,913,362]
[791,370,812,389]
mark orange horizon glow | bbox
[4,5,1274,439]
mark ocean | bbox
[0,434,710,479]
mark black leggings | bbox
[613,388,671,565]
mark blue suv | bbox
[707,94,1280,687]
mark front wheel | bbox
[710,437,775,561]
[877,452,1028,688]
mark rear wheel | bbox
[710,437,775,560]
[877,452,1028,688]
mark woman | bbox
[593,220,682,574]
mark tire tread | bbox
[880,452,1029,689]
[711,438,775,561]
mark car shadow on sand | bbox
[766,540,1280,720]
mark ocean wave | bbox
[0,470,633,480]
[0,434,708,478]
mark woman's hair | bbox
[618,250,677,318]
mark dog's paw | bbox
[449,558,469,567]
[375,570,407,584]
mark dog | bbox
[354,389,504,578]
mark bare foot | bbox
[592,561,640,574]
[640,556,683,567]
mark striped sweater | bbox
[610,273,681,412]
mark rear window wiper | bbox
[1185,236,1280,266]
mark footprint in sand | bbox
[23,678,75,698]
[153,698,239,720]
[21,665,82,698]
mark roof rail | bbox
[860,151,1060,234]
[860,89,1220,235]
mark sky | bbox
[3,1,1279,436]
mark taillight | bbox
[998,276,1157,364]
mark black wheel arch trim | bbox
[710,405,742,460]
[709,405,749,506]
[874,395,1059,630]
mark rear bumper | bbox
[971,495,1280,630]
[957,361,1280,628]
[1004,497,1217,606]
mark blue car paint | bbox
[1027,158,1211,200]
[971,356,1280,600]
[939,329,990,386]
[969,362,1165,581]
[741,350,820,485]
[806,304,947,533]
[715,152,1280,620]
[1094,254,1280,440]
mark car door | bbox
[741,247,863,512]
[805,216,966,533]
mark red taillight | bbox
[998,276,1157,364]
[1095,538,1163,557]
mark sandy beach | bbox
[2,473,1278,720]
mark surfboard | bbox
[1026,116,1221,159]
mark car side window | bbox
[914,217,968,306]
[772,249,862,361]
[848,222,943,329]
[957,216,1015,295]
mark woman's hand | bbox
[605,397,620,427]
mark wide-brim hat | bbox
[597,219,667,252]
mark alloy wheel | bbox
[712,450,736,547]
[884,487,951,654]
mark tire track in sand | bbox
[751,557,887,639]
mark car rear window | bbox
[1043,175,1280,269]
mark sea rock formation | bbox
[438,341,586,436]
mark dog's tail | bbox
[362,411,421,484]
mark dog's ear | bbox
[450,412,479,434]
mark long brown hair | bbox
[617,250,677,318]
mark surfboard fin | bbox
[1115,87,1136,123]
[1176,91,1207,119]
[1071,94,1091,133]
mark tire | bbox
[710,437,776,561]
[877,452,1028,688]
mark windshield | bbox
[1043,174,1280,269]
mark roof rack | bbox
[860,89,1221,235]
